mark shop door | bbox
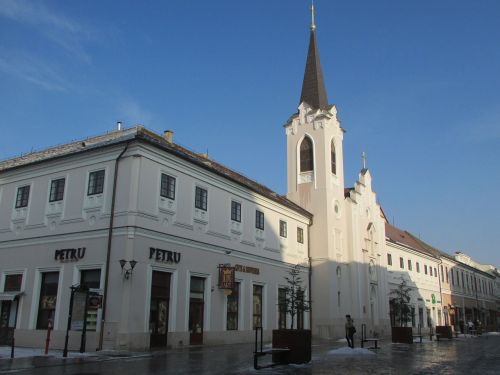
[149,271,171,348]
[189,277,205,345]
[0,301,13,345]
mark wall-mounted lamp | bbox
[119,259,137,279]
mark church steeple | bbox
[299,2,329,110]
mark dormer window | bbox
[300,137,314,172]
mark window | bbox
[424,265,428,275]
[297,227,304,244]
[255,210,264,230]
[299,137,314,172]
[4,274,22,292]
[227,283,239,330]
[231,201,241,222]
[279,220,287,238]
[253,285,263,329]
[430,267,433,276]
[457,271,460,287]
[278,288,286,329]
[49,178,65,202]
[416,262,420,273]
[399,257,404,269]
[387,253,392,266]
[408,259,412,271]
[15,185,30,208]
[331,140,336,175]
[87,170,105,196]
[195,186,208,211]
[160,174,176,200]
[434,268,437,278]
[37,272,59,329]
[445,267,449,283]
[80,269,101,331]
[441,265,444,282]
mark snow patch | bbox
[328,347,375,356]
[483,332,500,336]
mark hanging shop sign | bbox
[54,248,86,262]
[234,264,259,275]
[218,264,235,289]
[431,294,436,304]
[149,247,181,264]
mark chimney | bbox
[164,130,173,144]
[117,121,122,131]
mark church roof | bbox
[299,28,329,110]
[0,127,313,219]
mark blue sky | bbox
[1,0,499,267]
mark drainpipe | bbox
[307,219,313,331]
[98,142,130,351]
[437,259,444,325]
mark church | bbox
[0,6,497,351]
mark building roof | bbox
[299,28,329,110]
[0,127,313,220]
[385,222,438,259]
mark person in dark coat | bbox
[345,314,356,348]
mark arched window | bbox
[300,137,314,172]
[331,140,337,174]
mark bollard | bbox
[45,320,53,355]
[10,335,14,359]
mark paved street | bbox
[1,334,499,374]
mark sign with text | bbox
[149,247,181,264]
[54,248,86,262]
[234,264,260,275]
[218,264,235,290]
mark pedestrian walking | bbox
[345,314,356,348]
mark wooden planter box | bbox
[391,326,413,344]
[272,329,311,364]
[435,325,452,339]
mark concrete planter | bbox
[272,329,311,364]
[435,325,453,339]
[391,326,413,344]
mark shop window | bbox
[80,269,101,331]
[87,170,105,196]
[150,271,171,347]
[4,275,22,292]
[253,285,263,329]
[160,174,176,200]
[1,274,23,330]
[226,283,239,331]
[15,185,30,208]
[36,272,59,329]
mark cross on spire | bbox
[311,0,316,31]
[362,151,367,169]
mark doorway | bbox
[189,277,205,345]
[149,271,171,348]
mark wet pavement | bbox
[1,333,499,374]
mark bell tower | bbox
[285,2,349,336]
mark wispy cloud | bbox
[117,100,154,126]
[0,0,92,63]
[0,50,69,92]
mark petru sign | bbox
[54,248,86,262]
[149,247,181,264]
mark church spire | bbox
[299,1,329,110]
